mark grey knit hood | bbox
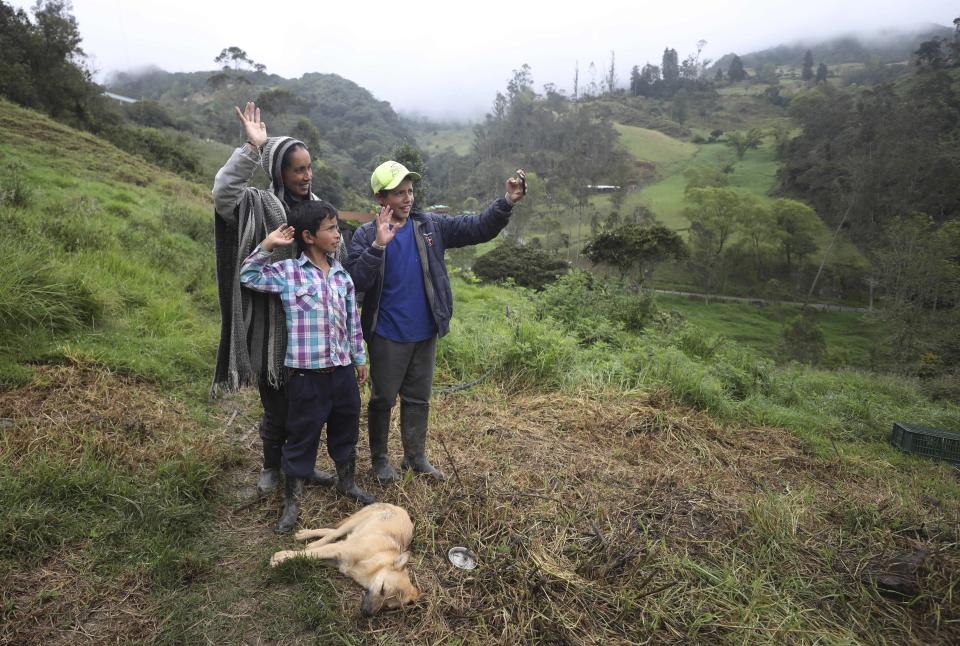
[261,136,309,206]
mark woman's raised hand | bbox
[235,101,268,149]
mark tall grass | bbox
[439,275,960,466]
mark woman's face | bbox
[282,147,312,198]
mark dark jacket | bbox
[346,197,513,340]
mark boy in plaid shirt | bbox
[241,200,375,533]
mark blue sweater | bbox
[346,198,513,340]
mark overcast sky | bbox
[11,0,958,121]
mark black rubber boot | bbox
[368,407,400,484]
[275,477,303,534]
[257,442,283,496]
[336,457,376,505]
[400,403,447,481]
[305,468,336,487]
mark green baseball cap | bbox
[370,160,422,194]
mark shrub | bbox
[781,310,826,365]
[473,242,569,290]
[538,270,655,346]
[0,160,33,208]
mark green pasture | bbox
[654,293,880,367]
[409,121,475,156]
[613,123,697,168]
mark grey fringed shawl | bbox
[211,136,310,396]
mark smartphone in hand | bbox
[516,169,526,195]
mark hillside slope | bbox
[0,98,218,392]
[2,100,959,645]
[107,68,412,191]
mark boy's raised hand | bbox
[235,101,268,149]
[373,205,399,247]
[505,169,526,205]
[262,224,295,252]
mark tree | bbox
[604,50,617,94]
[679,40,709,81]
[914,17,959,70]
[0,1,103,127]
[572,60,579,101]
[684,165,729,191]
[311,161,345,208]
[671,89,689,124]
[290,118,321,157]
[215,46,255,71]
[725,128,763,159]
[506,63,534,105]
[727,55,747,82]
[801,50,814,81]
[815,62,828,83]
[662,48,680,84]
[735,194,776,280]
[770,198,819,272]
[684,187,753,291]
[473,242,569,290]
[255,88,307,115]
[633,63,660,96]
[629,65,641,95]
[582,223,688,290]
[871,215,960,360]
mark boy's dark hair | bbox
[288,200,338,254]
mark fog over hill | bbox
[8,0,956,121]
[711,23,955,71]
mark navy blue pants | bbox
[258,381,287,466]
[283,365,361,478]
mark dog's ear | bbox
[393,551,411,569]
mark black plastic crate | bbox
[890,422,960,465]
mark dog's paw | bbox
[270,551,294,567]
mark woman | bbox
[211,101,338,499]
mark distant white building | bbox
[102,91,137,104]
[586,184,621,193]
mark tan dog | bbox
[270,503,419,615]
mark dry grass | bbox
[212,387,959,644]
[0,365,222,471]
[2,368,958,644]
[0,364,236,645]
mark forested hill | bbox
[107,67,411,192]
[712,23,954,71]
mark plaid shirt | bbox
[240,246,365,369]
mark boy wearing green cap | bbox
[347,161,526,483]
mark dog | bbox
[270,503,419,615]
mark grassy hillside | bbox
[2,99,959,644]
[0,98,219,393]
[408,120,476,156]
[614,124,697,168]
